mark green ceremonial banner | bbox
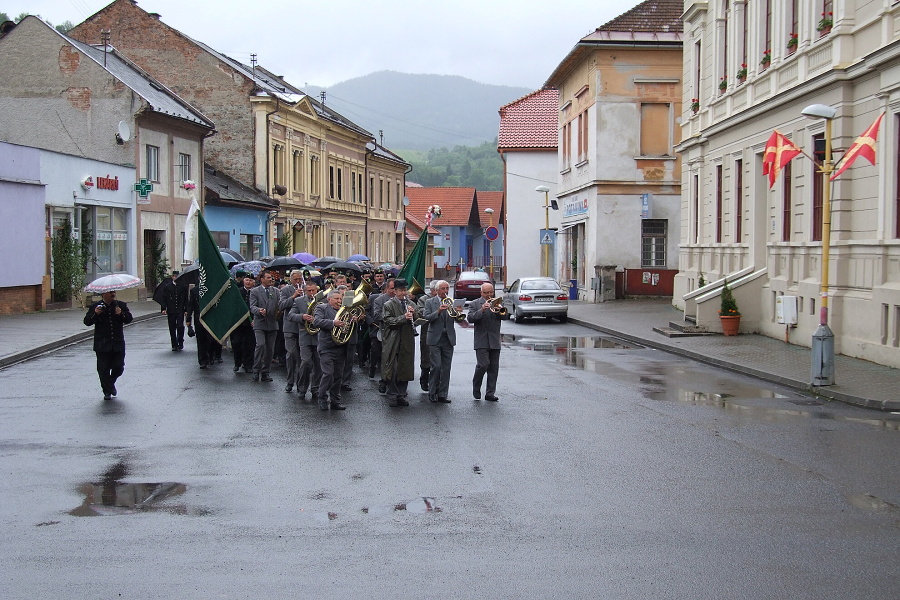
[398,229,428,294]
[197,211,249,344]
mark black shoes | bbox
[261,374,273,382]
[285,383,293,392]
[378,381,387,394]
[252,373,260,382]
[200,363,207,369]
[233,365,240,372]
[485,396,499,402]
[389,396,409,407]
[330,402,347,410]
[438,397,451,403]
[473,387,481,399]
[429,396,438,403]
[341,384,352,391]
[103,393,112,401]
[244,367,253,373]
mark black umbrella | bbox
[311,256,342,268]
[267,256,305,269]
[326,260,363,274]
[219,248,244,265]
[174,262,201,286]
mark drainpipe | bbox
[264,96,280,256]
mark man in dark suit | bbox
[230,273,254,372]
[154,270,187,351]
[287,281,322,401]
[422,280,460,403]
[185,284,221,369]
[83,290,133,400]
[249,269,280,382]
[368,278,395,391]
[381,278,418,407]
[467,282,509,401]
[313,290,349,410]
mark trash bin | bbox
[568,279,578,300]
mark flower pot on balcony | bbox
[720,315,741,336]
[818,26,832,37]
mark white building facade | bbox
[676,0,900,368]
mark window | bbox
[641,220,667,267]
[145,145,159,182]
[240,234,262,260]
[309,154,320,197]
[640,104,670,156]
[379,178,384,209]
[812,133,824,241]
[337,167,343,201]
[716,164,723,243]
[782,162,793,242]
[763,0,772,60]
[693,41,702,102]
[94,207,128,273]
[896,116,900,238]
[273,144,285,187]
[693,174,700,244]
[721,0,730,84]
[292,150,303,192]
[577,111,589,163]
[329,165,335,199]
[386,178,391,209]
[734,159,743,241]
[369,176,375,207]
[178,152,191,182]
[351,169,357,202]
[561,121,572,169]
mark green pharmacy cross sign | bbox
[134,178,154,198]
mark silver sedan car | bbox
[502,277,569,323]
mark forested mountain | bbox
[399,141,503,190]
[306,71,530,152]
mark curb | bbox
[568,316,898,412]
[0,312,163,370]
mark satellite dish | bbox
[116,121,131,144]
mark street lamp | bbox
[535,185,550,277]
[484,207,495,280]
[801,103,838,386]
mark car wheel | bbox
[515,308,526,323]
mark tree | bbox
[55,20,74,33]
[0,12,10,22]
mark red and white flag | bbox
[762,130,802,188]
[831,113,885,180]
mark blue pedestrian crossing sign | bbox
[540,230,554,245]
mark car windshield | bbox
[521,280,561,291]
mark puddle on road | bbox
[69,461,199,517]
[501,333,636,353]
[505,333,900,430]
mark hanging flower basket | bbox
[181,180,196,190]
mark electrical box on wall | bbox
[776,295,798,325]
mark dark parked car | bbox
[502,277,568,322]
[453,270,494,300]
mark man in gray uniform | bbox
[422,280,459,403]
[249,269,280,382]
[287,281,321,401]
[313,290,349,410]
[280,270,304,392]
[467,282,509,401]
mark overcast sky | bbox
[8,0,644,89]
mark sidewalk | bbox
[0,300,163,368]
[567,299,899,412]
[1,298,896,411]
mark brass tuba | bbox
[441,296,466,321]
[487,296,508,316]
[304,286,331,336]
[331,280,372,344]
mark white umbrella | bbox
[84,274,143,293]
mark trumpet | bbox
[486,296,508,315]
[441,296,466,321]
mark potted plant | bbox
[817,11,833,35]
[181,179,196,190]
[718,77,728,93]
[760,49,771,69]
[736,63,748,83]
[690,98,700,114]
[787,33,798,53]
[719,279,741,336]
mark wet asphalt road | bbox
[1,316,898,599]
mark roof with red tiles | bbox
[498,89,559,150]
[405,187,478,227]
[476,191,504,227]
[596,0,684,34]
[545,0,683,88]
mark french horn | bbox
[331,280,372,344]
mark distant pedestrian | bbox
[153,270,187,351]
[83,290,133,400]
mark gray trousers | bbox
[474,348,501,396]
[342,341,356,384]
[297,342,321,395]
[428,339,454,399]
[253,329,277,374]
[284,332,300,386]
[318,344,348,404]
